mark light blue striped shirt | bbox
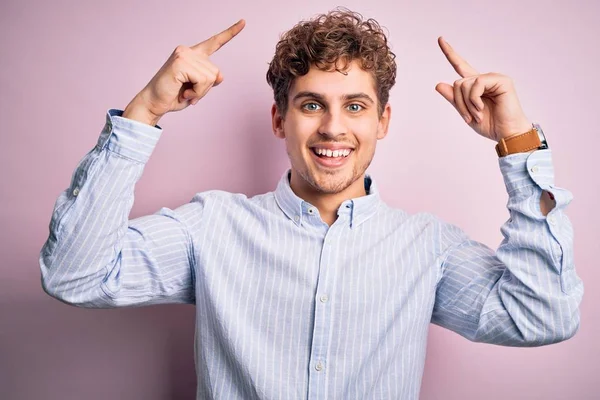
[40,109,583,399]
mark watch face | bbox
[534,123,549,149]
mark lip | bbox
[310,144,355,151]
[310,147,353,168]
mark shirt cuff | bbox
[499,149,554,194]
[96,109,162,163]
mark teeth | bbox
[313,148,352,157]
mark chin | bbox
[289,149,373,196]
[306,167,360,195]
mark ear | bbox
[271,103,285,139]
[377,103,391,140]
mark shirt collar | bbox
[274,170,381,228]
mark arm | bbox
[40,110,201,307]
[431,149,583,346]
[40,21,247,307]
[539,189,555,216]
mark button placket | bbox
[307,225,336,398]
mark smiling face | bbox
[272,60,391,199]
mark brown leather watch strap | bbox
[495,127,541,157]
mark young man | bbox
[40,9,583,400]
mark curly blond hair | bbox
[266,8,397,117]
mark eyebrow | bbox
[292,91,375,104]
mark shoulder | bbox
[377,203,467,249]
[188,189,278,213]
[378,202,442,228]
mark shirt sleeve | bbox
[39,109,202,308]
[430,149,584,346]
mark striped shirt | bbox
[40,109,583,399]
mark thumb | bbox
[435,82,455,106]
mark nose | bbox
[318,110,347,138]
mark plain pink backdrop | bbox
[1,0,598,399]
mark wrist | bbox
[122,95,162,127]
[495,123,548,157]
[496,119,533,142]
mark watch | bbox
[495,123,549,157]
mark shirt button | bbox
[547,215,556,225]
[308,208,315,214]
[315,362,324,371]
[294,215,300,222]
[530,166,539,174]
[72,187,80,196]
[319,295,329,303]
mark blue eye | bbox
[302,103,322,111]
[347,104,363,112]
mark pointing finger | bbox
[192,19,246,55]
[438,36,479,78]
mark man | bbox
[40,9,583,400]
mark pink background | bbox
[1,0,598,399]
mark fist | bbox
[435,37,531,142]
[123,19,245,126]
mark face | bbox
[271,60,391,198]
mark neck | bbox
[289,171,367,226]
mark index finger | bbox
[193,19,246,55]
[438,36,479,78]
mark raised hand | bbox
[435,37,532,142]
[123,19,246,126]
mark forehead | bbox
[289,60,377,99]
